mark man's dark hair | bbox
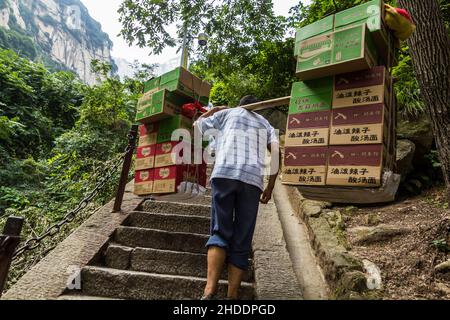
[238,95,260,107]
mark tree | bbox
[398,0,450,197]
[118,0,286,58]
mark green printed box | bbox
[289,77,333,114]
[157,114,193,144]
[160,67,211,103]
[136,89,191,124]
[334,0,391,63]
[144,77,161,94]
[294,15,334,56]
[296,24,377,80]
[334,0,383,29]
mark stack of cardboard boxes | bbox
[134,67,211,196]
[284,0,397,189]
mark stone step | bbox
[126,211,210,235]
[114,226,209,254]
[104,245,254,282]
[81,266,254,300]
[141,200,211,218]
[58,294,123,300]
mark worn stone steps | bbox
[126,211,210,235]
[141,201,211,218]
[104,244,254,282]
[81,266,254,300]
[114,226,209,254]
[58,294,123,300]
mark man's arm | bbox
[260,142,281,204]
[194,106,228,125]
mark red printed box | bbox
[327,144,384,187]
[282,146,328,186]
[135,145,156,170]
[285,111,331,147]
[139,123,158,146]
[134,169,154,196]
[330,103,388,145]
[154,141,189,168]
[333,66,391,109]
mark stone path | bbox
[4,180,323,300]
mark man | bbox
[194,95,281,300]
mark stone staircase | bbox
[58,195,255,300]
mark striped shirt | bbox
[196,107,278,191]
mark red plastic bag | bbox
[182,101,207,119]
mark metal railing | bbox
[0,124,138,297]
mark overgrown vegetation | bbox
[0,49,145,287]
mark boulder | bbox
[349,225,411,245]
[397,118,434,167]
[396,139,416,181]
[363,259,382,290]
[301,200,331,218]
[339,271,368,293]
[434,260,450,273]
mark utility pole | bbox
[180,23,189,69]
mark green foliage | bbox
[392,47,424,118]
[0,28,37,59]
[430,239,450,253]
[0,47,142,288]
[118,0,286,57]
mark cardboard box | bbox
[330,104,388,145]
[136,89,191,124]
[282,146,328,186]
[334,0,391,64]
[333,66,391,109]
[154,141,189,168]
[327,144,384,187]
[134,169,154,196]
[285,111,331,147]
[153,165,199,194]
[159,67,211,101]
[296,24,377,80]
[138,123,158,146]
[136,144,156,170]
[144,77,161,94]
[289,77,333,114]
[157,115,193,144]
[294,15,335,56]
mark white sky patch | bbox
[80,0,308,71]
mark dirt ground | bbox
[337,186,450,300]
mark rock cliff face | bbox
[0,0,115,84]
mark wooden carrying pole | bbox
[242,96,291,111]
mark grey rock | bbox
[363,259,382,290]
[301,200,331,218]
[396,139,416,181]
[349,225,410,245]
[338,271,367,293]
[434,260,450,273]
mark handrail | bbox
[0,217,23,297]
[113,124,139,212]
